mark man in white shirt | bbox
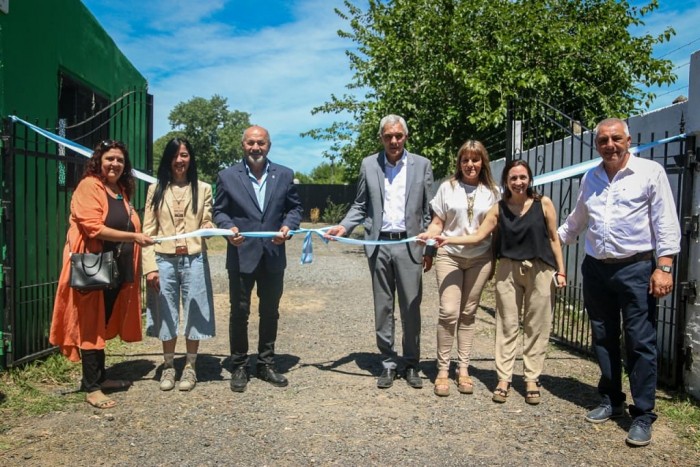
[325,115,434,389]
[558,118,681,446]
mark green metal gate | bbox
[0,89,152,367]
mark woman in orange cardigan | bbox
[50,140,154,409]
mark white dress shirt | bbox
[381,151,408,232]
[558,154,681,259]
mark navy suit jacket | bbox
[213,160,303,274]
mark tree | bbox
[308,161,348,184]
[304,0,676,180]
[153,95,251,182]
[294,171,313,184]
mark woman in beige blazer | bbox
[142,138,215,392]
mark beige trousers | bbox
[494,257,554,382]
[434,249,493,372]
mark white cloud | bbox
[84,0,360,174]
[631,1,700,108]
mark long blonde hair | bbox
[450,140,498,196]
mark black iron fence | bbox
[507,97,692,388]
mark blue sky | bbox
[81,0,700,175]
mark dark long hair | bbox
[83,140,135,198]
[501,159,541,201]
[150,138,199,214]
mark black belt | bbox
[595,251,653,264]
[379,231,407,240]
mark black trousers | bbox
[582,256,658,424]
[80,286,121,392]
[228,261,284,368]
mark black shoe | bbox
[405,366,423,389]
[584,402,625,424]
[256,364,288,387]
[626,418,652,446]
[377,368,396,389]
[230,366,249,393]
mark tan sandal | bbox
[525,381,542,405]
[456,375,474,394]
[86,390,116,409]
[492,382,510,403]
[433,377,450,397]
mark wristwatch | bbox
[657,265,672,273]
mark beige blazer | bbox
[141,180,214,275]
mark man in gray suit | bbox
[325,115,434,389]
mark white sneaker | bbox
[178,366,197,391]
[159,367,176,391]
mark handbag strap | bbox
[68,200,133,257]
[114,203,133,259]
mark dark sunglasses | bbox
[99,139,127,150]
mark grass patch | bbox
[0,352,83,449]
[658,394,700,451]
[0,337,134,449]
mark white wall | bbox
[682,50,700,399]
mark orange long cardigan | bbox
[50,176,143,362]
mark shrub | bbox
[321,197,348,224]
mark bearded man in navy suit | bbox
[214,125,303,392]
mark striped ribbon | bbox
[531,133,686,187]
[155,227,419,264]
[9,115,157,183]
[11,114,685,263]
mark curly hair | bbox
[83,140,135,198]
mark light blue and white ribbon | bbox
[532,133,686,187]
[9,115,157,184]
[12,112,686,263]
[155,227,419,264]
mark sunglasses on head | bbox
[99,139,126,150]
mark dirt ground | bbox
[0,234,697,466]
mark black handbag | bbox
[68,202,132,293]
[69,250,120,292]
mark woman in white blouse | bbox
[418,140,500,397]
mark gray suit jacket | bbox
[340,150,434,263]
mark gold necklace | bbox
[467,194,475,224]
[466,185,478,224]
[170,184,189,205]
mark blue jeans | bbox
[146,252,215,341]
[582,255,658,423]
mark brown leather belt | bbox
[597,251,653,264]
[379,231,407,240]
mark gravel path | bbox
[0,233,696,466]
